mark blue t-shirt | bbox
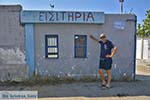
[99,40,114,59]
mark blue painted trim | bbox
[25,24,35,76]
[45,35,59,59]
[85,35,87,58]
[45,35,48,58]
[74,35,87,58]
[133,15,137,80]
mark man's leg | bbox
[106,70,112,87]
[99,69,106,85]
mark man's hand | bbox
[106,47,118,58]
[106,54,113,58]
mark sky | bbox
[0,0,149,24]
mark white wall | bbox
[34,14,136,80]
[136,38,150,60]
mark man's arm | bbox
[89,35,99,43]
[111,47,118,57]
[106,47,118,58]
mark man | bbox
[90,34,118,88]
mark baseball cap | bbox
[100,33,106,39]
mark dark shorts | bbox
[99,58,112,70]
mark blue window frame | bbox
[74,35,87,58]
[45,35,59,59]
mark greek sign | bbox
[21,11,104,24]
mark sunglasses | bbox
[100,36,106,39]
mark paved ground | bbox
[39,96,150,100]
[0,80,150,99]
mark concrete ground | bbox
[0,79,150,100]
[39,96,150,100]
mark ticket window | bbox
[74,35,87,58]
[45,35,59,59]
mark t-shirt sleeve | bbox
[99,41,102,44]
[109,41,115,49]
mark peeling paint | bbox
[0,64,28,82]
[0,48,25,64]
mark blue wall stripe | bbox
[25,24,35,76]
